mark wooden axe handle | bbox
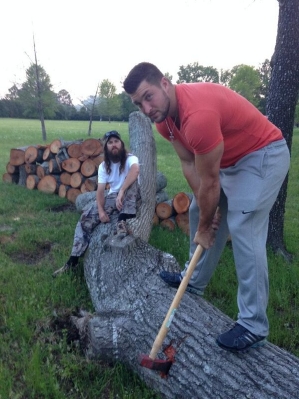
[149,244,204,360]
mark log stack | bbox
[3,137,193,234]
[154,191,193,236]
[3,138,103,203]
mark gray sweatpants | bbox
[181,139,290,336]
[71,181,140,257]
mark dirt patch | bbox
[0,232,16,245]
[48,203,77,213]
[10,240,52,265]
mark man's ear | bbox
[161,76,170,91]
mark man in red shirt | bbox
[123,62,290,353]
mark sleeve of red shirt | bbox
[184,110,223,155]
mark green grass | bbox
[0,118,299,398]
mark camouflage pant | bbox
[71,181,141,257]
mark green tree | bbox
[177,62,219,83]
[220,69,233,86]
[98,79,121,122]
[2,84,23,117]
[164,72,173,83]
[228,64,261,108]
[18,64,58,120]
[118,91,138,121]
[56,89,76,120]
[258,59,272,114]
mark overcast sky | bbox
[1,0,279,104]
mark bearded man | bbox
[53,130,140,277]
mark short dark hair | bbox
[123,62,164,94]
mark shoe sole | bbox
[216,338,267,353]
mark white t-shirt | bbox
[98,154,139,194]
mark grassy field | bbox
[0,118,299,398]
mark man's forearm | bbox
[197,180,220,232]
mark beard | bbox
[108,147,126,163]
[149,91,171,123]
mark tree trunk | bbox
[76,234,299,399]
[266,0,299,259]
[70,111,299,398]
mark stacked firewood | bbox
[3,138,104,203]
[3,138,192,234]
[153,191,192,236]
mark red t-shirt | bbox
[156,83,283,168]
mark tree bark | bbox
[70,111,299,398]
[76,234,299,399]
[266,0,299,259]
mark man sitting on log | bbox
[53,130,140,277]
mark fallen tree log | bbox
[74,235,299,399]
[70,111,299,399]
